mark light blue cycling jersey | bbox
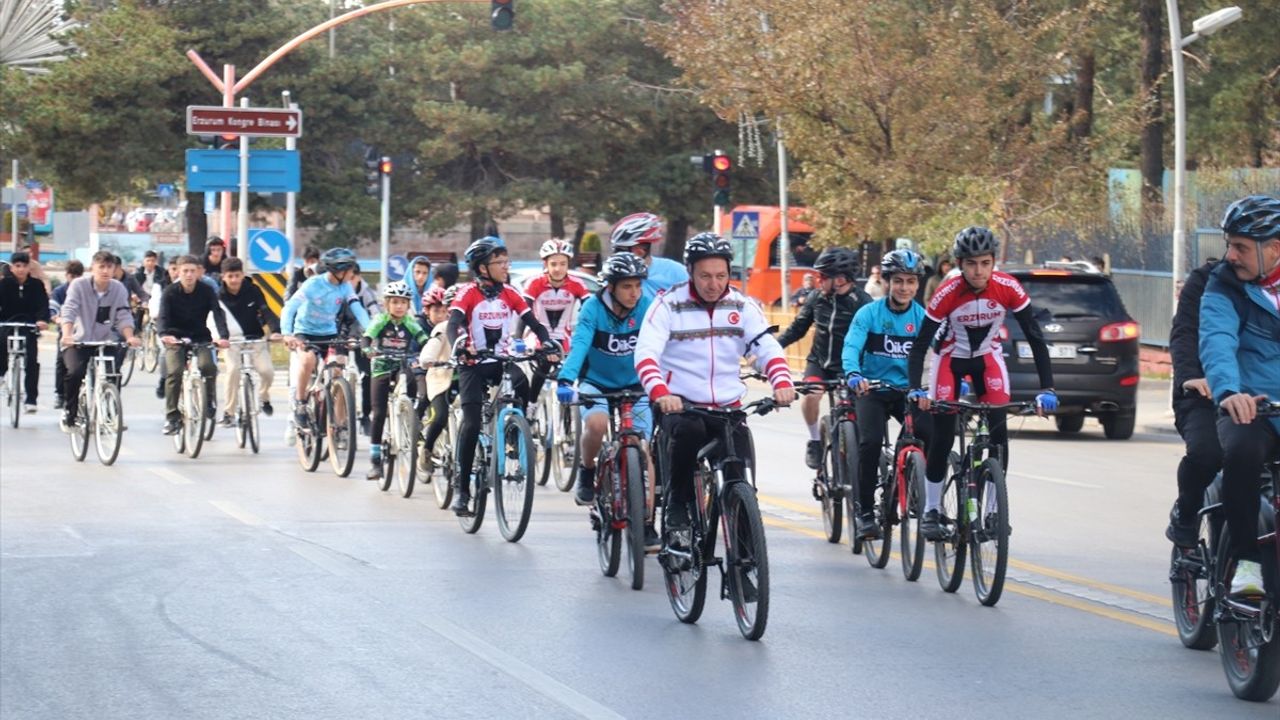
[644,257,688,299]
[281,274,371,336]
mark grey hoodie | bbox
[59,277,135,343]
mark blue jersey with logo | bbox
[842,297,926,389]
[281,274,371,336]
[643,257,689,299]
[558,291,652,390]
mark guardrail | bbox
[1111,269,1172,347]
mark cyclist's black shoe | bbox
[452,490,474,517]
[1165,506,1198,548]
[574,466,596,506]
[859,511,882,540]
[359,416,371,436]
[366,457,383,481]
[154,382,164,399]
[292,402,308,428]
[162,420,181,436]
[260,401,274,417]
[205,404,217,420]
[921,509,945,541]
[805,440,823,469]
[644,523,660,551]
[665,503,693,552]
[219,413,235,428]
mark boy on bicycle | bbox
[216,257,278,427]
[156,254,230,436]
[635,233,795,537]
[280,248,371,429]
[446,237,559,515]
[523,239,589,406]
[0,250,50,413]
[906,227,1056,540]
[843,249,933,539]
[555,254,654,521]
[777,247,873,469]
[417,286,457,478]
[361,281,429,481]
[57,251,140,431]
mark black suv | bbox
[999,263,1140,439]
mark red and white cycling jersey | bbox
[523,275,588,346]
[450,283,531,354]
[924,272,1030,359]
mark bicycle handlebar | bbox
[680,396,782,418]
[0,322,40,329]
[929,399,1037,415]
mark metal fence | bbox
[1111,269,1173,347]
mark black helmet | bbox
[683,232,733,268]
[1221,195,1280,241]
[464,236,506,273]
[598,253,649,285]
[813,247,857,278]
[951,226,999,260]
[319,247,358,272]
[880,249,927,277]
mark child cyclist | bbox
[907,227,1057,540]
[417,285,457,479]
[361,281,429,481]
[523,239,589,405]
[554,254,657,538]
[842,249,933,539]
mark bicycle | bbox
[856,381,929,578]
[293,339,359,476]
[454,348,538,543]
[417,366,458,509]
[369,349,419,497]
[656,397,778,641]
[530,379,558,487]
[169,339,215,459]
[926,397,1037,607]
[578,390,651,591]
[793,377,858,548]
[1170,401,1280,701]
[139,316,160,373]
[0,322,38,428]
[227,338,269,454]
[66,341,126,466]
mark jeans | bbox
[1216,416,1279,562]
[164,344,217,422]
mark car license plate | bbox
[1018,342,1077,359]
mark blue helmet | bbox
[464,236,506,272]
[1221,195,1280,241]
[320,247,358,272]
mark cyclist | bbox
[843,249,934,538]
[524,238,589,406]
[51,260,86,410]
[343,269,381,435]
[151,257,181,400]
[609,212,688,298]
[555,253,654,517]
[406,256,433,315]
[157,255,230,435]
[201,237,227,282]
[216,257,278,427]
[361,281,429,481]
[1198,194,1280,599]
[57,251,140,432]
[776,247,873,469]
[280,248,371,429]
[285,246,322,301]
[1165,256,1225,547]
[446,236,559,515]
[134,249,170,299]
[906,227,1057,540]
[417,286,457,477]
[634,233,796,537]
[0,250,50,413]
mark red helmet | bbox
[422,286,447,307]
[609,212,663,249]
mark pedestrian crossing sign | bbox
[732,211,759,241]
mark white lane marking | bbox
[209,500,264,527]
[149,467,194,485]
[418,616,625,720]
[1011,471,1101,489]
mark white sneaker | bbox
[23,404,36,414]
[284,418,296,446]
[1230,560,1265,598]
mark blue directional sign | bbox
[248,228,291,273]
[16,204,27,219]
[386,254,408,282]
[157,183,175,199]
[185,149,301,193]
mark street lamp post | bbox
[1166,3,1242,309]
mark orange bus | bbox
[716,205,821,306]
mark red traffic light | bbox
[712,155,732,172]
[379,159,393,174]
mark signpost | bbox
[185,149,301,193]
[386,254,408,282]
[186,106,303,138]
[248,228,291,273]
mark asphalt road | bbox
[1,354,1275,718]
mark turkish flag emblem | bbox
[728,312,741,324]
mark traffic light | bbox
[705,150,732,207]
[200,134,237,150]
[491,0,513,30]
[379,157,393,177]
[364,148,380,197]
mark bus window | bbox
[769,233,816,268]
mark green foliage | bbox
[580,231,601,252]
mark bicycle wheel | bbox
[184,376,207,459]
[8,356,22,428]
[899,449,927,582]
[969,459,1010,606]
[235,380,250,449]
[431,410,456,509]
[934,470,967,593]
[140,325,158,373]
[553,404,581,493]
[245,378,260,454]
[818,417,842,544]
[457,444,488,534]
[392,397,418,498]
[837,420,861,554]
[724,482,770,641]
[623,446,647,591]
[535,393,553,487]
[597,461,621,578]
[1215,526,1280,701]
[864,447,893,569]
[295,394,323,472]
[326,376,357,477]
[69,387,91,462]
[663,527,708,626]
[119,348,136,387]
[93,383,123,466]
[493,412,536,543]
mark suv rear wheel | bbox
[1054,414,1085,434]
[1100,410,1136,440]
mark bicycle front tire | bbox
[818,417,842,544]
[327,376,357,477]
[724,481,770,641]
[8,356,22,428]
[184,376,207,459]
[430,411,456,509]
[493,412,535,543]
[935,465,967,593]
[623,445,647,591]
[553,404,581,493]
[69,387,91,462]
[94,383,123,466]
[969,459,1010,606]
[899,449,927,582]
[295,394,323,472]
[392,397,417,497]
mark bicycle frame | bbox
[582,392,649,528]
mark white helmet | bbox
[382,280,412,299]
[539,239,574,260]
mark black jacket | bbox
[157,281,228,343]
[219,281,274,339]
[0,275,50,324]
[777,287,874,372]
[134,266,170,293]
[1170,261,1219,402]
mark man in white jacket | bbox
[634,232,795,533]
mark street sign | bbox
[185,149,301,193]
[186,106,303,138]
[157,183,175,199]
[248,228,291,272]
[386,254,408,282]
[16,204,28,219]
[731,211,759,241]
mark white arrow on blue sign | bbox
[386,255,409,282]
[248,228,291,273]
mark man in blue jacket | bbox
[1198,194,1280,600]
